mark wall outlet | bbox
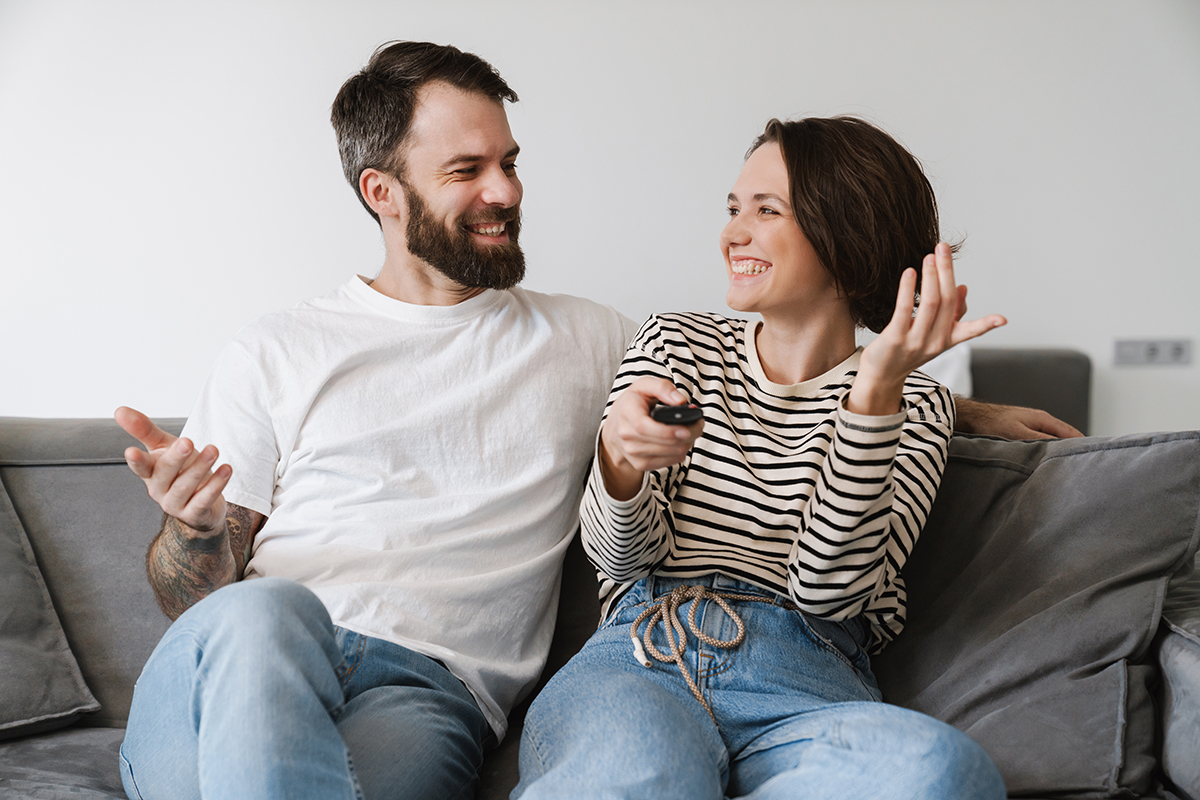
[1114,339,1193,366]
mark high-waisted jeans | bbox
[119,577,490,800]
[514,572,1005,800]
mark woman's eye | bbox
[759,206,778,216]
[727,206,739,217]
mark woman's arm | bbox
[579,328,703,584]
[787,380,953,641]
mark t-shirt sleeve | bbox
[181,334,280,517]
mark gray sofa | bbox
[2,348,1198,800]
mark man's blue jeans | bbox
[119,577,490,800]
[513,573,1006,800]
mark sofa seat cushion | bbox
[872,431,1200,798]
[0,476,98,739]
[0,725,126,799]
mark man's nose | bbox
[481,169,521,208]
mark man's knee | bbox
[174,577,331,644]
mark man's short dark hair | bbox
[749,116,956,333]
[331,41,519,222]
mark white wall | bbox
[2,0,1198,435]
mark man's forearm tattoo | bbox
[146,513,236,620]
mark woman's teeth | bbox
[731,261,770,275]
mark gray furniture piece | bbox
[2,349,1198,800]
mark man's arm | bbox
[146,503,266,620]
[954,396,1084,440]
[115,406,268,619]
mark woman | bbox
[513,117,1008,799]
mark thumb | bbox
[631,377,687,407]
[115,406,177,451]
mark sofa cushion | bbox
[1160,554,1200,800]
[872,431,1200,798]
[0,417,179,728]
[0,477,99,739]
[0,725,126,798]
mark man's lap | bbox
[121,578,490,800]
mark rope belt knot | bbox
[628,584,779,719]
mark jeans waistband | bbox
[645,572,796,608]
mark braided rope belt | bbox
[628,584,783,720]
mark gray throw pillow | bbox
[0,479,99,739]
[1160,554,1200,800]
[872,431,1200,797]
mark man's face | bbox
[398,82,525,290]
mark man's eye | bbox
[453,167,477,176]
[503,162,518,173]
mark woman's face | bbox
[721,142,840,320]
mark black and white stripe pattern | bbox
[580,313,954,652]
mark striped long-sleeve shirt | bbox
[580,313,955,652]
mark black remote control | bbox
[650,404,703,425]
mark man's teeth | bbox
[731,261,770,275]
[471,224,506,236]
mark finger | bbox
[145,437,199,498]
[182,464,232,524]
[950,315,1007,346]
[1027,411,1084,439]
[124,446,155,480]
[888,268,918,332]
[911,253,942,331]
[955,285,969,322]
[930,243,960,338]
[114,406,177,451]
[629,376,687,408]
[161,444,222,512]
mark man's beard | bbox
[402,182,525,291]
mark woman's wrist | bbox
[846,374,906,417]
[598,427,646,502]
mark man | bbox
[116,41,635,800]
[116,40,1079,800]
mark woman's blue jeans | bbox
[513,573,1006,800]
[119,577,490,800]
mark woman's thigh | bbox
[514,583,728,800]
[726,701,1006,800]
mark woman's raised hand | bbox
[850,243,1006,416]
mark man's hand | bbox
[954,397,1084,440]
[598,378,704,501]
[115,406,231,532]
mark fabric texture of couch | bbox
[2,348,1199,800]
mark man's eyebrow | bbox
[440,145,521,169]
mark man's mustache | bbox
[461,208,521,226]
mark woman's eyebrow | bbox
[728,191,790,206]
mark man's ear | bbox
[360,169,404,221]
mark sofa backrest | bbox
[0,417,184,727]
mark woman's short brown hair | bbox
[748,117,955,333]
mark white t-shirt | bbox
[182,276,635,738]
